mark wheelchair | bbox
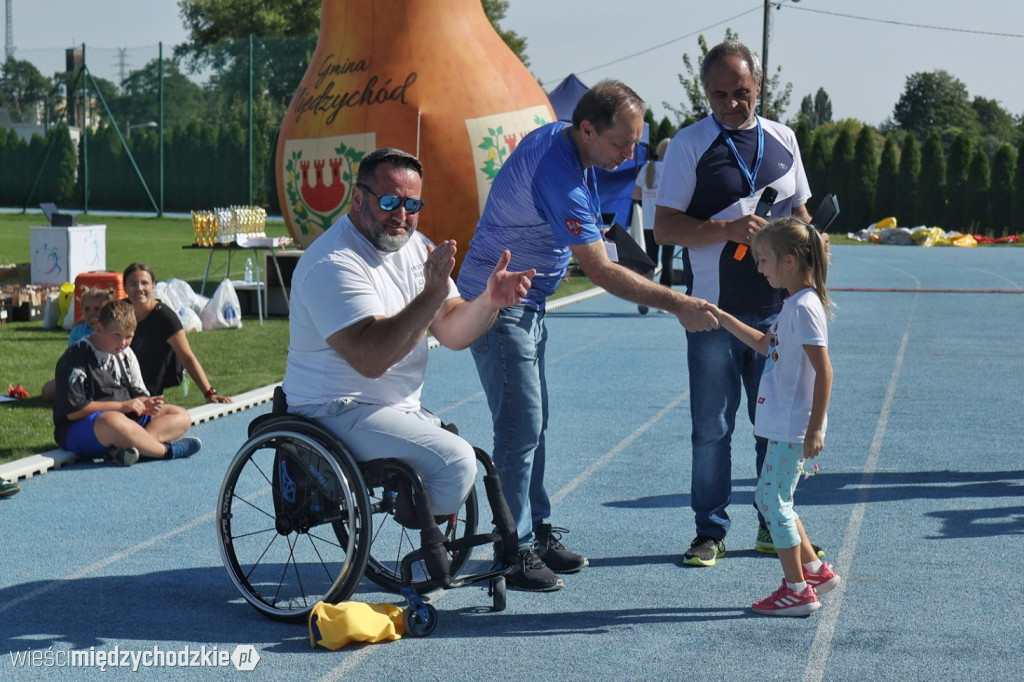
[216,388,519,636]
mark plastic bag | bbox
[58,282,76,330]
[200,278,243,330]
[308,601,405,650]
[155,279,205,333]
[42,293,62,329]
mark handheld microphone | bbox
[734,186,777,260]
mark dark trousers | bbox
[644,229,676,286]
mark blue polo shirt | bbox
[457,122,603,310]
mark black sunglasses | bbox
[356,183,424,214]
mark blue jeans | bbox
[470,306,550,549]
[687,313,774,540]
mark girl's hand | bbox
[804,429,824,459]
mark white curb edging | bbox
[2,287,610,483]
[0,384,280,483]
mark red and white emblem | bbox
[565,218,583,235]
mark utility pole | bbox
[5,0,15,63]
[761,0,800,118]
[760,0,771,117]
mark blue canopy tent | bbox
[546,74,648,227]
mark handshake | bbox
[657,295,721,333]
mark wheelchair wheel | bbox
[404,602,438,637]
[361,484,479,594]
[217,428,372,622]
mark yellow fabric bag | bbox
[308,601,405,650]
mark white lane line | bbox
[802,294,917,682]
[551,390,688,506]
[0,510,216,617]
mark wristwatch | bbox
[205,387,218,399]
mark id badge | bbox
[605,240,619,262]
[740,195,759,216]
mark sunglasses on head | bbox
[356,183,424,214]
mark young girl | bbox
[710,216,840,617]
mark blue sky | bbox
[8,1,1024,127]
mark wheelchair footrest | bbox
[447,562,515,590]
[445,531,502,554]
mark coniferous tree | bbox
[917,131,946,227]
[806,129,831,205]
[965,149,991,235]
[989,143,1016,235]
[850,126,878,229]
[828,126,855,231]
[1013,139,1024,230]
[945,132,972,229]
[876,136,900,220]
[898,132,921,225]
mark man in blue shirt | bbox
[654,40,818,568]
[458,80,717,591]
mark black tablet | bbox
[811,194,840,232]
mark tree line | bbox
[2,12,1023,235]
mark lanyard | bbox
[714,116,763,197]
[587,168,604,227]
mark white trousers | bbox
[292,399,477,515]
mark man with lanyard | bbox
[654,40,818,567]
[457,79,717,592]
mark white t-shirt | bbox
[283,214,457,412]
[754,287,829,442]
[633,160,662,230]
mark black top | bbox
[129,301,183,395]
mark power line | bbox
[784,5,1024,39]
[539,4,1024,91]
[539,6,762,86]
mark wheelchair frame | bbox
[216,400,518,636]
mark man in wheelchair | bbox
[282,147,535,528]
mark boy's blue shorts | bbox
[64,412,153,458]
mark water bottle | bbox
[244,258,254,283]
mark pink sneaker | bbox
[804,562,841,595]
[752,580,821,617]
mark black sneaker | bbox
[0,479,21,498]
[682,535,725,567]
[535,523,589,573]
[506,546,564,592]
[104,447,139,467]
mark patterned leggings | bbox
[758,439,806,549]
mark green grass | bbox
[0,213,596,464]
[0,213,295,463]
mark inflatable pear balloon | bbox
[276,0,555,261]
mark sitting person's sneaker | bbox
[506,546,563,592]
[682,535,725,567]
[166,437,202,459]
[535,523,589,573]
[752,580,821,617]
[0,479,21,498]
[755,525,826,559]
[105,447,139,467]
[804,562,841,595]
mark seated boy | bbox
[52,300,203,466]
[41,286,115,402]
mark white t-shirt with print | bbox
[283,214,457,412]
[754,287,828,443]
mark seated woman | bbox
[122,263,233,404]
